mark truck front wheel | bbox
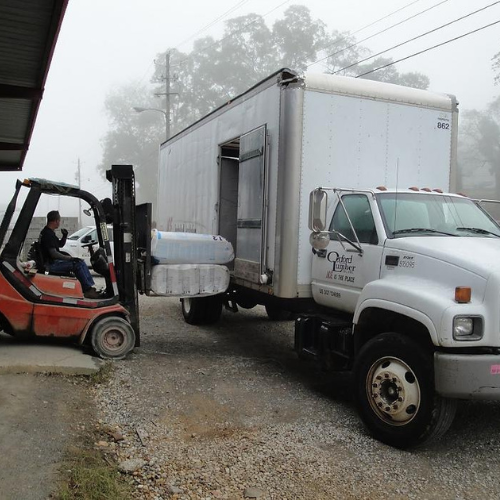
[354,332,457,449]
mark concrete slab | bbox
[0,333,104,375]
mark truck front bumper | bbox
[435,352,500,400]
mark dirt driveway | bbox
[94,296,500,499]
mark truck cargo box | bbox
[157,68,458,301]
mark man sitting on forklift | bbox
[40,210,102,299]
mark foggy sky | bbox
[5,0,499,217]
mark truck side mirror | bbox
[309,189,328,231]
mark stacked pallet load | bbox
[150,230,234,297]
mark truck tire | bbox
[181,295,223,325]
[90,316,136,360]
[236,297,258,309]
[265,304,294,321]
[181,297,204,325]
[353,332,457,449]
[204,295,223,324]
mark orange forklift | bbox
[0,165,152,359]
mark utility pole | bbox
[77,158,82,227]
[166,51,171,140]
[155,50,177,141]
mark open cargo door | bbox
[234,125,268,284]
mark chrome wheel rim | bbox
[183,298,192,314]
[366,356,421,426]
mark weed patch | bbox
[88,361,114,385]
[54,436,133,500]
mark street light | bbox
[133,107,169,141]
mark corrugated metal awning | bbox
[0,0,68,171]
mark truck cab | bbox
[297,186,500,447]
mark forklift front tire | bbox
[90,316,136,360]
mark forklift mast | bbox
[107,165,152,343]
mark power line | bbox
[331,0,500,75]
[134,0,254,91]
[355,18,500,78]
[315,0,423,62]
[308,0,449,69]
[172,0,292,68]
[174,0,253,50]
[174,0,418,70]
[350,0,423,37]
[136,60,156,88]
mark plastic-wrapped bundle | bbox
[150,264,230,297]
[151,230,234,264]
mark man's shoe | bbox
[84,287,101,299]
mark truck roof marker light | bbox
[457,192,468,197]
[455,287,471,303]
[22,179,31,186]
[409,187,419,191]
[376,186,387,191]
[421,187,432,192]
[433,188,443,193]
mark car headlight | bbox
[453,316,483,341]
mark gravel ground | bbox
[94,296,500,500]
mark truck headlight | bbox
[453,316,483,341]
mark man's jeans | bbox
[48,259,95,291]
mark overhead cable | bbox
[309,0,449,69]
[355,18,500,78]
[175,0,253,50]
[171,0,292,67]
[332,0,500,75]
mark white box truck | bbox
[157,69,500,447]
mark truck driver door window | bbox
[312,194,383,313]
[329,194,378,245]
[234,126,268,284]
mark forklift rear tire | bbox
[181,295,223,325]
[90,316,136,360]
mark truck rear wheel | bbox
[353,332,457,449]
[90,316,136,360]
[181,295,223,325]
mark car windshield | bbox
[67,227,92,240]
[377,193,500,238]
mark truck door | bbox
[234,126,268,284]
[311,194,383,313]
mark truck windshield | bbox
[377,193,500,238]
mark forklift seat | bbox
[27,241,46,273]
[27,241,73,277]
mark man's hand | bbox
[61,228,68,237]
